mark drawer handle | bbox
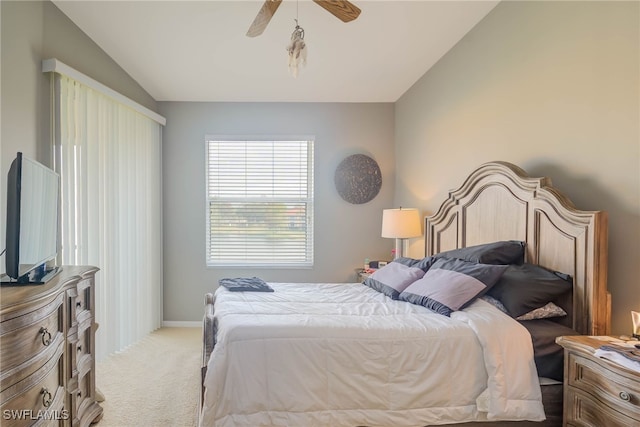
[77,345,82,353]
[76,301,82,308]
[619,391,631,402]
[39,327,52,346]
[41,388,52,407]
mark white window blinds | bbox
[206,139,314,267]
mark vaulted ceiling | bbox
[53,0,499,102]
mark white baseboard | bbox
[162,321,201,328]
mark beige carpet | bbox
[95,327,201,427]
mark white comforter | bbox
[200,282,544,427]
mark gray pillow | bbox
[434,240,525,265]
[363,260,428,299]
[480,295,509,314]
[398,258,508,316]
[488,263,573,318]
[392,256,436,271]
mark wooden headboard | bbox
[425,161,609,335]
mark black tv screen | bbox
[4,152,60,283]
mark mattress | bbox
[200,282,545,427]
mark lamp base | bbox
[394,238,406,259]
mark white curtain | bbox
[53,73,163,360]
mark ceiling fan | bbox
[246,0,361,37]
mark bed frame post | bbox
[200,292,216,422]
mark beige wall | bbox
[0,1,159,275]
[395,1,639,334]
[159,102,395,321]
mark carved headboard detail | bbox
[425,161,609,335]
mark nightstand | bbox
[355,268,373,282]
[556,335,640,426]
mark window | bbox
[206,138,314,267]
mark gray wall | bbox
[0,0,158,274]
[395,1,639,334]
[4,1,638,335]
[159,102,395,321]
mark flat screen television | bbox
[2,152,61,285]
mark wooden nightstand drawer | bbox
[566,386,638,427]
[568,352,640,415]
[558,335,640,426]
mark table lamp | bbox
[381,208,422,259]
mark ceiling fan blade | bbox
[312,0,361,23]
[246,0,283,37]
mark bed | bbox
[200,161,610,427]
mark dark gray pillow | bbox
[488,263,573,318]
[363,259,430,299]
[392,256,437,271]
[434,240,525,265]
[398,258,508,316]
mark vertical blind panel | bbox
[55,75,163,360]
[206,139,314,266]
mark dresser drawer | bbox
[0,348,67,427]
[67,327,93,379]
[567,352,640,419]
[75,279,92,318]
[69,369,96,425]
[75,370,90,412]
[566,386,639,427]
[66,278,92,325]
[0,294,64,385]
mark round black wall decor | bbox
[334,154,382,204]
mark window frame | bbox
[204,136,315,268]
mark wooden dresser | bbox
[0,266,103,426]
[556,335,640,426]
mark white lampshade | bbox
[381,208,422,238]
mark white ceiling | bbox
[52,0,499,103]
